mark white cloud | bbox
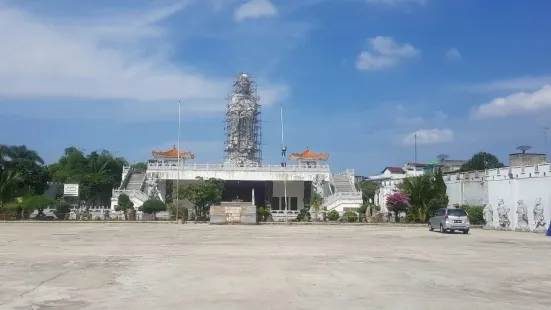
[471,85,551,119]
[445,48,461,61]
[402,129,454,146]
[464,76,551,94]
[356,36,419,71]
[366,0,426,6]
[0,2,288,119]
[234,0,277,22]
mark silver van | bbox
[429,208,470,234]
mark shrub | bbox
[54,202,71,220]
[166,203,188,220]
[296,208,310,222]
[342,210,358,222]
[327,209,339,221]
[257,207,271,222]
[460,205,485,225]
[139,199,166,214]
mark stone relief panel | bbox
[146,177,160,200]
[312,174,326,197]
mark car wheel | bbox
[463,229,469,234]
[429,223,434,231]
[440,224,444,233]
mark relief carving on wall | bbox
[496,199,511,230]
[533,198,547,232]
[515,200,530,232]
[483,202,494,229]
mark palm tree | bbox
[399,174,439,223]
[310,193,324,222]
[0,168,19,207]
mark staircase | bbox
[126,173,145,190]
[333,174,354,193]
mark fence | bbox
[0,210,172,221]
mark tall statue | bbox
[146,177,160,199]
[312,174,325,196]
[483,202,494,229]
[515,200,529,231]
[496,199,510,230]
[533,198,547,232]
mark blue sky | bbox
[1,0,551,175]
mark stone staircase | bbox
[126,173,145,191]
[333,174,354,193]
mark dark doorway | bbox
[223,181,267,207]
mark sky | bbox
[1,0,551,176]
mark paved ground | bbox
[0,224,549,310]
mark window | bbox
[271,197,280,210]
[448,209,467,217]
[290,197,298,210]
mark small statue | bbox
[483,202,494,228]
[533,198,547,232]
[515,200,529,231]
[497,199,510,229]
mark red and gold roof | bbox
[152,145,195,159]
[288,147,329,161]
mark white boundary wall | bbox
[445,164,551,232]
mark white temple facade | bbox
[110,74,362,220]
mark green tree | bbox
[22,195,57,217]
[115,193,134,220]
[0,145,49,197]
[175,178,224,218]
[53,201,71,220]
[0,168,19,207]
[139,199,166,214]
[356,180,379,204]
[49,147,128,205]
[460,152,505,172]
[134,162,148,173]
[309,192,323,221]
[399,174,447,223]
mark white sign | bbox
[63,184,79,197]
[225,206,242,222]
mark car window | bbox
[448,209,467,217]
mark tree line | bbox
[0,144,128,217]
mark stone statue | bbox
[515,200,529,231]
[496,199,510,230]
[483,202,494,228]
[533,198,547,232]
[312,174,325,196]
[146,177,160,199]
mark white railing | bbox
[112,189,149,204]
[119,166,134,190]
[323,191,363,209]
[271,210,300,220]
[147,163,330,173]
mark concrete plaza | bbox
[0,224,549,309]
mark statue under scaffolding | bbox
[224,73,262,166]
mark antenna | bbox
[516,145,532,154]
[437,154,449,161]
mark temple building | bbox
[111,74,362,220]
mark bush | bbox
[296,208,310,222]
[139,199,166,214]
[54,202,71,220]
[460,205,485,225]
[342,210,358,222]
[257,207,271,222]
[327,209,339,221]
[166,203,188,220]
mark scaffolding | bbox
[224,73,262,166]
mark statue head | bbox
[517,200,523,205]
[535,197,542,205]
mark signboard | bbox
[63,184,79,197]
[225,206,243,223]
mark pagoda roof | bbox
[288,147,329,161]
[152,145,195,159]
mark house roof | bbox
[382,167,405,174]
[406,162,427,168]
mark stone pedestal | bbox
[210,202,257,225]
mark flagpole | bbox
[176,101,181,223]
[280,103,288,224]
